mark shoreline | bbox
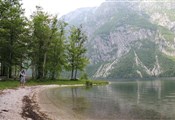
[0,86,37,120]
[0,84,84,120]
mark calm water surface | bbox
[43,79,175,120]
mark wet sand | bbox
[0,85,84,120]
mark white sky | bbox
[22,0,105,18]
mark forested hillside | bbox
[63,0,175,79]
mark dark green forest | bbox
[0,0,89,80]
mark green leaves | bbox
[0,2,89,80]
[46,19,68,79]
[66,25,89,80]
[30,7,69,80]
[0,0,29,78]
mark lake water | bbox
[40,79,175,120]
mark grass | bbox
[0,80,19,90]
[0,79,109,90]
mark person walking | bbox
[19,69,26,87]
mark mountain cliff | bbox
[62,1,175,79]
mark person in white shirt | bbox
[19,69,26,87]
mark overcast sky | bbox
[22,0,105,18]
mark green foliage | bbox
[66,25,89,80]
[107,39,175,79]
[63,2,175,79]
[134,40,157,69]
[30,7,52,79]
[46,19,68,79]
[158,26,175,42]
[158,53,175,77]
[0,0,29,78]
[0,3,89,81]
[85,80,92,86]
[94,8,157,35]
[108,50,140,79]
[80,72,88,80]
[165,9,175,21]
[107,40,156,78]
[0,80,19,90]
[125,14,157,30]
[30,7,68,80]
[86,62,109,78]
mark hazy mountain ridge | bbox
[62,1,175,79]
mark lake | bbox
[39,79,175,120]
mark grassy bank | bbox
[0,79,109,90]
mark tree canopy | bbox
[0,1,89,80]
[66,25,89,80]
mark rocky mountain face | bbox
[62,0,175,79]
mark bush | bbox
[85,80,93,87]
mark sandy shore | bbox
[0,85,84,120]
[0,85,46,120]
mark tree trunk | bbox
[1,63,7,76]
[74,67,78,80]
[37,63,43,79]
[51,71,55,80]
[0,62,3,76]
[8,66,12,78]
[14,65,17,79]
[71,64,74,80]
[43,53,47,78]
[31,65,35,79]
[8,27,14,79]
[37,56,43,79]
[37,46,44,79]
[8,51,13,78]
[0,62,2,76]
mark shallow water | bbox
[41,79,175,120]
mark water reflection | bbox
[46,79,175,120]
[136,79,162,104]
[71,88,88,114]
[137,80,141,104]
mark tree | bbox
[31,7,68,80]
[0,0,29,78]
[46,19,67,79]
[66,25,89,80]
[30,6,52,79]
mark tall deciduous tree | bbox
[31,6,52,79]
[66,25,89,80]
[46,19,67,79]
[31,7,68,80]
[0,0,29,78]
